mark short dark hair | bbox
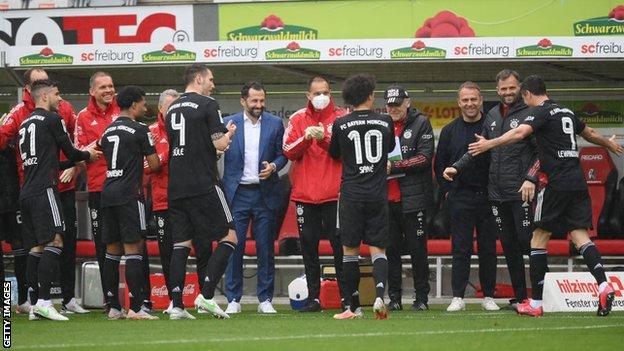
[183,64,210,87]
[31,79,58,101]
[308,75,330,90]
[23,68,46,86]
[241,81,265,98]
[342,74,375,107]
[520,75,547,96]
[495,69,520,83]
[457,81,481,96]
[89,71,112,88]
[116,85,146,109]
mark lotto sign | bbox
[543,272,624,312]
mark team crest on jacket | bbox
[510,119,519,129]
[403,129,412,139]
[158,217,164,228]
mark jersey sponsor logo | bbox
[574,6,624,36]
[19,47,72,66]
[227,15,318,41]
[265,42,320,60]
[142,44,196,63]
[516,38,573,57]
[390,41,446,59]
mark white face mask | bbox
[311,94,330,110]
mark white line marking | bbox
[12,324,624,349]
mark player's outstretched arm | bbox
[580,126,624,155]
[468,124,533,156]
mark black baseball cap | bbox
[384,85,409,105]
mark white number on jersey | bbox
[171,113,186,147]
[347,129,383,164]
[561,116,577,150]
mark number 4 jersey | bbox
[99,116,156,207]
[165,92,227,200]
[329,110,395,201]
[521,100,587,191]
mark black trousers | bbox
[154,210,173,298]
[387,202,430,303]
[447,189,497,298]
[88,192,107,301]
[59,190,77,304]
[295,201,345,300]
[491,200,531,302]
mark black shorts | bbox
[338,197,389,248]
[533,187,592,235]
[101,199,147,244]
[169,185,234,244]
[0,210,21,243]
[20,188,65,248]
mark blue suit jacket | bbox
[222,112,287,210]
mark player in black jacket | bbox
[99,86,160,320]
[469,75,623,317]
[19,80,100,321]
[329,74,395,320]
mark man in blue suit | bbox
[222,81,287,314]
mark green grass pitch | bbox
[9,304,623,351]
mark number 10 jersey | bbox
[329,110,395,201]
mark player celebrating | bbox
[19,80,100,321]
[99,86,161,320]
[166,64,237,320]
[468,75,623,317]
[329,74,395,320]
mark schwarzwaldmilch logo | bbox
[574,5,624,36]
[20,47,73,65]
[227,14,318,41]
[390,41,446,59]
[142,44,196,62]
[576,102,623,126]
[265,41,320,60]
[415,10,476,38]
[516,38,573,57]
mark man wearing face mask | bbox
[384,85,434,311]
[222,81,287,314]
[283,76,349,313]
[443,70,539,310]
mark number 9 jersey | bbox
[329,110,395,201]
[520,100,586,191]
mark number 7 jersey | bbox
[520,100,587,191]
[329,110,395,201]
[165,92,227,200]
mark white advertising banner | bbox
[0,5,194,47]
[5,36,624,67]
[543,272,624,313]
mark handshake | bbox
[304,122,325,141]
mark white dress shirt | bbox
[239,112,261,184]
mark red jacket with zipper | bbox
[283,99,346,204]
[75,96,119,193]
